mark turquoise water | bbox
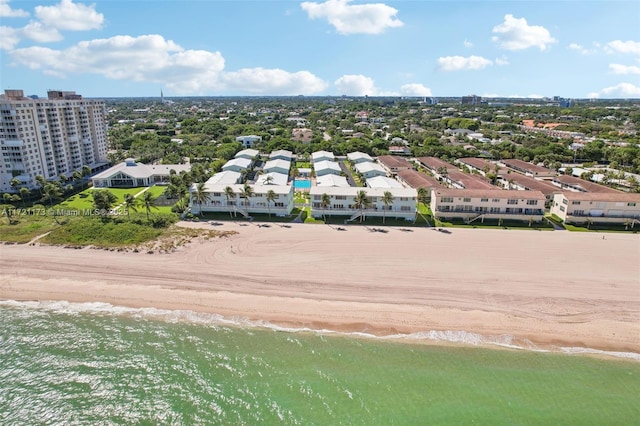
[1,302,638,425]
[294,179,311,189]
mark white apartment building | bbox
[190,176,294,217]
[550,192,640,225]
[309,187,417,221]
[431,188,546,222]
[0,89,108,192]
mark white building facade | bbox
[550,192,640,225]
[309,187,417,221]
[0,89,108,192]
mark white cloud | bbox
[0,0,29,17]
[588,83,640,98]
[609,64,640,75]
[221,68,328,95]
[495,55,509,66]
[301,0,403,35]
[0,25,21,49]
[399,83,432,96]
[7,34,328,95]
[606,40,640,56]
[22,21,63,43]
[463,39,473,48]
[334,74,378,95]
[35,0,104,31]
[492,14,556,51]
[437,55,493,72]
[568,43,591,55]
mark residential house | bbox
[234,148,260,160]
[222,157,252,173]
[235,135,262,148]
[314,160,342,177]
[269,149,294,162]
[377,155,413,175]
[499,159,557,179]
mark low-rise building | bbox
[499,159,556,179]
[236,135,262,148]
[190,179,294,217]
[255,172,288,186]
[309,186,417,221]
[431,188,546,222]
[354,162,387,179]
[366,176,404,189]
[222,157,252,173]
[269,149,294,162]
[263,159,290,175]
[500,173,560,206]
[377,155,413,175]
[311,150,335,163]
[551,175,620,193]
[456,157,499,176]
[550,192,640,225]
[92,159,190,188]
[316,174,350,188]
[314,160,342,177]
[235,148,260,160]
[346,151,374,164]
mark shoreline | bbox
[1,221,639,356]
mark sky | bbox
[0,0,639,99]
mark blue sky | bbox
[1,0,639,98]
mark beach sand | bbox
[1,221,639,353]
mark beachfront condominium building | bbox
[309,186,418,221]
[431,188,546,223]
[0,89,108,193]
[550,192,640,226]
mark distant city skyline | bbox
[1,0,639,99]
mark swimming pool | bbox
[294,179,311,189]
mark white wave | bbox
[1,299,638,362]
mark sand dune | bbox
[1,221,639,353]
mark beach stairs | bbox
[466,214,484,224]
[234,206,251,219]
[347,211,362,222]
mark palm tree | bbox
[321,193,331,223]
[10,177,21,193]
[122,193,138,220]
[381,191,394,224]
[224,186,236,217]
[240,183,254,212]
[72,170,83,182]
[266,189,277,217]
[19,187,30,208]
[417,187,429,205]
[42,182,62,207]
[81,165,92,177]
[35,175,46,198]
[192,182,211,216]
[353,190,370,223]
[141,191,158,221]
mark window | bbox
[492,198,500,203]
[573,210,584,216]
[480,198,488,202]
[526,199,537,205]
[562,198,568,205]
[571,201,581,205]
[463,197,471,202]
[628,203,637,207]
[441,197,453,203]
[507,199,518,205]
[560,206,565,212]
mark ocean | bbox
[1,301,638,425]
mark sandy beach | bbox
[1,221,639,354]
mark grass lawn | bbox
[436,217,555,231]
[0,211,59,243]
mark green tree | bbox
[224,186,236,218]
[321,193,331,223]
[192,182,211,216]
[141,191,158,221]
[266,189,277,218]
[417,187,429,205]
[92,189,118,220]
[42,182,63,207]
[10,177,21,193]
[122,193,138,220]
[82,165,92,177]
[240,183,254,212]
[353,190,370,223]
[19,187,30,208]
[381,191,394,224]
